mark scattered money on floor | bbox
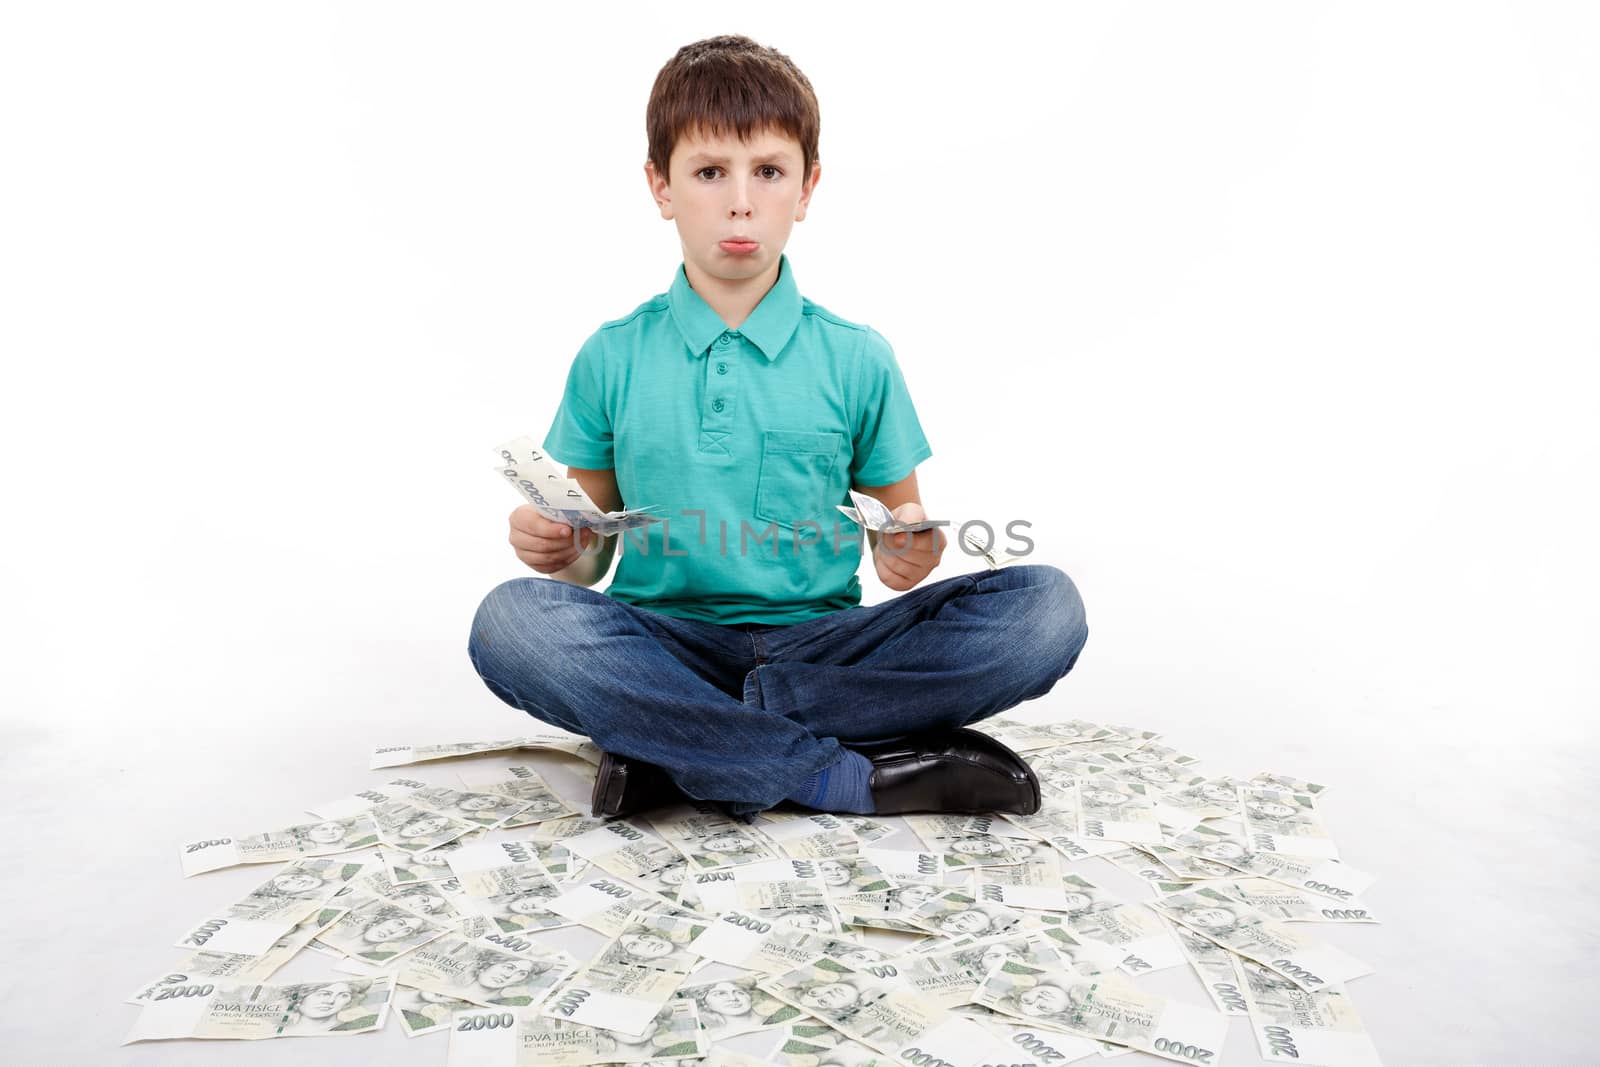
[130,718,1382,1065]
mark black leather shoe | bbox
[856,728,1041,816]
[591,750,689,819]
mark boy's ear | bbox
[645,161,673,220]
[794,161,822,222]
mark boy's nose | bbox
[727,181,753,217]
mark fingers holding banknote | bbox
[874,502,947,591]
[509,505,598,574]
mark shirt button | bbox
[716,362,728,374]
[716,334,732,348]
[712,399,725,412]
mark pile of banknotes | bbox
[128,721,1382,1066]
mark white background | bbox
[3,2,1597,1064]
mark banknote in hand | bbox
[495,435,663,534]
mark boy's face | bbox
[647,125,819,288]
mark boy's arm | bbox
[548,466,621,588]
[854,467,945,591]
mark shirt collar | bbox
[668,253,802,362]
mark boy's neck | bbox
[682,257,781,331]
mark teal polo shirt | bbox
[542,254,933,626]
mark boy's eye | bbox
[695,165,783,181]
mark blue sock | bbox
[787,749,875,814]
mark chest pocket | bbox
[754,430,843,530]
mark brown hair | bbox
[646,35,820,184]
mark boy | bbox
[468,35,1087,819]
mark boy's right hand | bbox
[508,505,597,574]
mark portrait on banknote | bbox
[678,975,802,1040]
[883,884,938,915]
[278,980,383,1035]
[790,974,877,1024]
[819,941,893,969]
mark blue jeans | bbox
[467,564,1088,816]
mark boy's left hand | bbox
[873,501,947,592]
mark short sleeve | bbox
[849,326,933,486]
[542,330,614,469]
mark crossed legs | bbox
[467,565,1087,814]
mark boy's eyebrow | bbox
[684,150,797,165]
